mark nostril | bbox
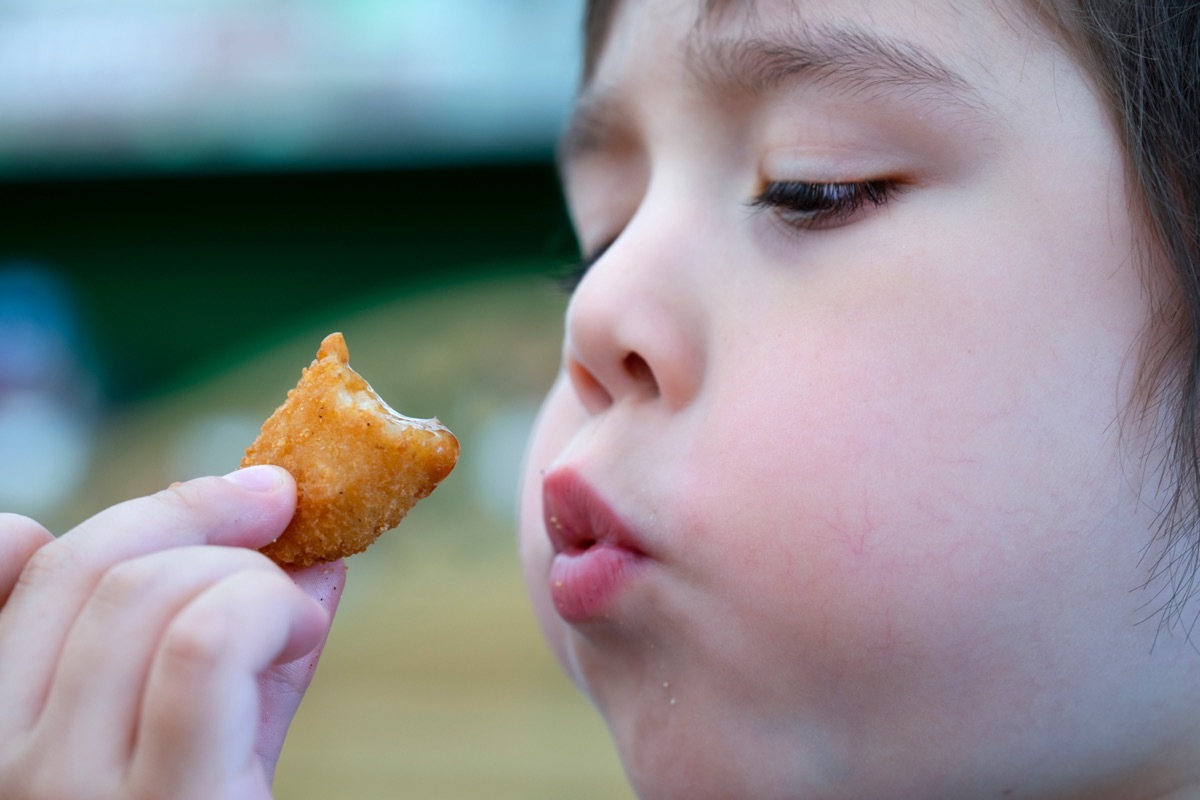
[622,352,659,395]
[568,359,614,413]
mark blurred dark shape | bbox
[0,262,102,517]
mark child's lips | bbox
[542,469,651,624]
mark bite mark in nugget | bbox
[242,332,459,566]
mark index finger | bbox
[0,467,296,734]
[71,466,295,563]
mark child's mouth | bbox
[542,469,650,624]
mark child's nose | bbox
[562,242,703,416]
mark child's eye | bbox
[559,179,900,293]
[750,179,902,230]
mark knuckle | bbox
[159,607,231,673]
[153,479,213,520]
[90,559,161,612]
[16,538,80,590]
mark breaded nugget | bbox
[241,332,458,566]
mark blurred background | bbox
[0,1,635,797]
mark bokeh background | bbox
[0,2,635,797]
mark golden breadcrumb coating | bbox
[242,332,459,566]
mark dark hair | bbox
[1044,4,1200,633]
[576,0,1200,627]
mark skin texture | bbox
[0,468,344,800]
[518,0,1200,797]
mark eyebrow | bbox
[694,21,990,108]
[558,20,996,168]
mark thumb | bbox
[255,559,347,782]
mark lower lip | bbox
[549,543,647,624]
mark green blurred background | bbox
[0,2,635,797]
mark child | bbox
[3,0,1200,797]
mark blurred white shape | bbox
[0,264,100,518]
[470,403,538,522]
[0,0,586,172]
[0,391,92,515]
[169,411,264,480]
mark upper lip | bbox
[542,468,649,557]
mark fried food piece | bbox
[241,332,458,567]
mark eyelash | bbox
[750,178,903,230]
[559,179,902,293]
[559,239,612,294]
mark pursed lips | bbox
[541,468,652,623]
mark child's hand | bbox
[0,466,345,800]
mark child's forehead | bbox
[585,0,1054,79]
[680,17,997,118]
[567,0,1050,165]
[589,0,1059,92]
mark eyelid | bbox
[560,177,903,293]
[749,178,905,230]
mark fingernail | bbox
[223,464,284,492]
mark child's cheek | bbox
[666,294,1151,702]
[662,388,1042,730]
[516,374,586,669]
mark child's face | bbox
[519,0,1200,796]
